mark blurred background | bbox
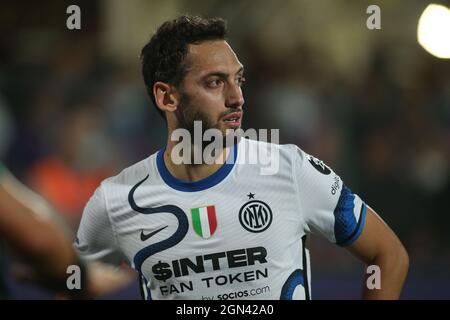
[0,0,449,299]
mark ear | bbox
[153,82,179,114]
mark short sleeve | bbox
[292,146,367,246]
[75,185,125,264]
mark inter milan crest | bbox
[191,205,217,239]
[239,194,273,233]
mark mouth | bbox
[222,112,242,128]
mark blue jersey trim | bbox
[129,175,189,274]
[139,273,152,300]
[156,143,238,192]
[338,203,367,247]
[280,269,305,300]
[334,185,356,244]
[334,185,367,246]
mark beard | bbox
[176,92,217,136]
[175,91,242,150]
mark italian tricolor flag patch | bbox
[191,206,217,239]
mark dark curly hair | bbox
[141,15,227,119]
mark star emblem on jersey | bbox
[191,205,217,239]
[247,192,255,199]
[239,198,273,233]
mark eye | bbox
[207,79,224,88]
[237,76,246,86]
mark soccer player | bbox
[75,15,409,300]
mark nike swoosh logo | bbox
[140,225,168,241]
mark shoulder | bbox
[238,138,307,169]
[239,138,300,160]
[99,153,157,193]
[236,138,311,177]
[83,153,158,214]
[278,143,331,175]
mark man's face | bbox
[175,40,245,136]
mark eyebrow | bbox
[202,66,245,80]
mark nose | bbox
[225,83,245,109]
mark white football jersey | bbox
[75,138,366,300]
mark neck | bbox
[164,137,231,182]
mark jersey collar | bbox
[156,143,238,192]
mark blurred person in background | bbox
[0,161,85,298]
[0,162,135,299]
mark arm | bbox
[0,172,79,292]
[0,170,133,298]
[292,147,409,300]
[346,206,409,299]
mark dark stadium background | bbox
[0,0,449,299]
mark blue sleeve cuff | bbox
[336,203,367,247]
